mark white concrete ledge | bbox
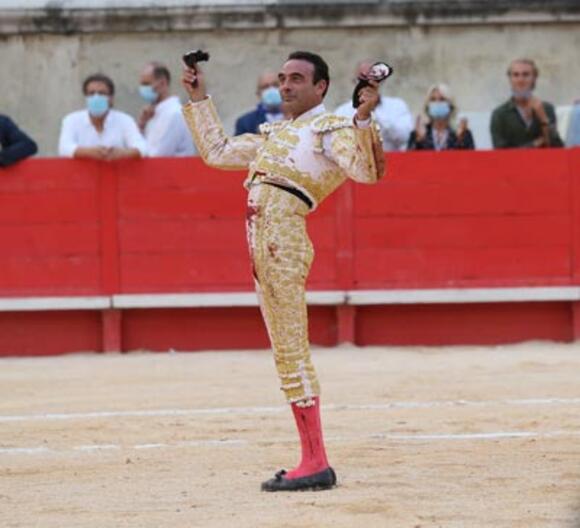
[0,296,111,312]
[113,292,259,308]
[347,287,580,305]
[1,287,579,312]
[112,290,345,308]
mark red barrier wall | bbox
[1,149,579,355]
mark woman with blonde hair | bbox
[408,83,475,150]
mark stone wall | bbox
[1,0,579,155]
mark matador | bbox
[181,51,385,492]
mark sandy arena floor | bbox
[1,342,580,528]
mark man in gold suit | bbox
[181,51,385,492]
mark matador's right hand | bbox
[181,62,207,103]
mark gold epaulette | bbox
[310,114,352,153]
[310,114,352,134]
[258,120,288,136]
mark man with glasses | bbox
[490,58,563,149]
[59,73,146,160]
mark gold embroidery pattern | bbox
[182,99,263,170]
[258,120,289,136]
[328,122,386,184]
[182,99,385,407]
[310,114,352,133]
[246,183,319,403]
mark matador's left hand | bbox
[355,80,380,121]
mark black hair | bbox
[150,62,171,84]
[287,50,330,98]
[82,73,115,96]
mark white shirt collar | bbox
[294,103,326,122]
[82,108,114,130]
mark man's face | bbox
[256,73,279,97]
[278,59,326,118]
[508,61,536,93]
[140,66,166,96]
[84,80,113,104]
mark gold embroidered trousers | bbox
[246,183,319,404]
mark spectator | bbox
[567,99,580,147]
[137,62,196,156]
[235,72,284,135]
[490,58,563,149]
[0,115,38,167]
[59,73,146,160]
[335,60,412,151]
[408,83,475,151]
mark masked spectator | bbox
[0,115,38,167]
[235,72,284,135]
[59,73,146,160]
[567,99,580,147]
[491,58,563,149]
[408,83,475,151]
[335,60,412,151]
[137,62,196,156]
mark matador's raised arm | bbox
[313,116,386,184]
[183,97,265,170]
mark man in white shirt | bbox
[335,60,413,151]
[137,62,196,157]
[59,73,147,160]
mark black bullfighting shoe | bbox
[260,467,337,492]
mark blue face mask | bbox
[86,94,110,117]
[139,84,158,104]
[261,86,282,110]
[428,100,451,120]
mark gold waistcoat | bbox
[182,97,385,210]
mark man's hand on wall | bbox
[74,146,110,160]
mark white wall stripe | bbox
[0,296,110,312]
[347,286,580,305]
[2,286,578,313]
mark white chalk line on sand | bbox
[2,397,580,424]
[2,430,580,456]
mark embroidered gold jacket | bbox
[182,97,385,210]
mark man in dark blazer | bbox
[234,72,284,135]
[0,115,38,167]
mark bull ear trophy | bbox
[182,49,210,88]
[352,62,393,108]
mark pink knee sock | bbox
[285,396,330,479]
